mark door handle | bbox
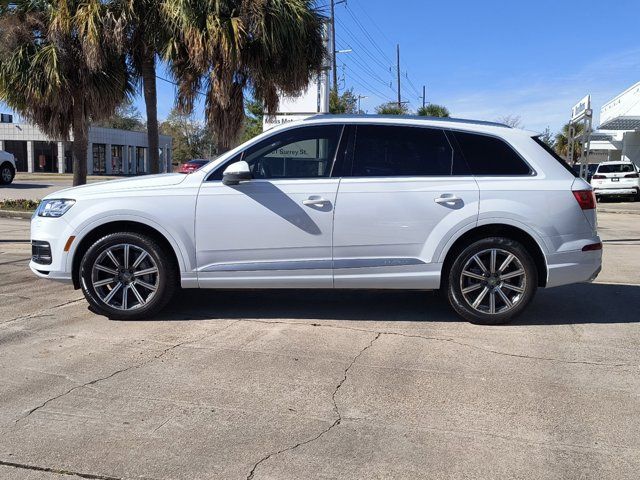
[303,196,330,207]
[435,194,462,204]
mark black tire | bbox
[0,162,15,185]
[446,237,538,325]
[79,232,177,320]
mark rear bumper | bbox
[593,187,638,196]
[545,247,602,288]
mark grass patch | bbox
[0,199,39,211]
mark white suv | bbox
[29,116,602,324]
[590,160,640,201]
[0,150,16,185]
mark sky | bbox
[3,0,640,135]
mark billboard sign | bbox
[571,95,591,121]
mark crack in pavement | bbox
[241,319,633,368]
[0,298,85,328]
[0,459,123,480]
[246,332,381,480]
[14,321,240,425]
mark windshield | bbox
[597,163,635,174]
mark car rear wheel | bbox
[80,232,177,319]
[0,163,15,185]
[446,237,538,324]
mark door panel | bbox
[195,124,345,288]
[333,177,479,288]
[332,125,479,289]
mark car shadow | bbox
[153,282,640,325]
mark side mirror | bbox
[222,161,252,185]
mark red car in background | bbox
[179,159,210,174]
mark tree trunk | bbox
[72,98,88,186]
[141,51,160,174]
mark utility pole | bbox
[422,85,426,109]
[331,0,337,93]
[357,95,368,114]
[396,44,401,108]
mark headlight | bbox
[36,199,76,218]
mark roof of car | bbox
[304,114,512,129]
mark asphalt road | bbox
[0,213,639,479]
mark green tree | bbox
[241,99,264,143]
[417,104,450,118]
[376,102,409,115]
[555,122,584,163]
[159,107,216,166]
[0,1,133,186]
[330,88,358,114]
[163,0,325,152]
[94,100,145,131]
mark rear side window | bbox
[532,136,577,177]
[453,131,532,175]
[597,163,635,173]
[349,125,467,177]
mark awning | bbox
[598,116,640,130]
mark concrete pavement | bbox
[0,213,639,479]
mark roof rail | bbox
[304,114,512,129]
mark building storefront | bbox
[0,122,172,175]
[589,82,640,167]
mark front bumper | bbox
[29,216,74,283]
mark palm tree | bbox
[376,102,409,115]
[163,0,325,152]
[0,1,133,186]
[555,122,584,163]
[417,104,450,118]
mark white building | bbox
[589,81,640,167]
[0,119,172,175]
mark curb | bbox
[0,210,33,220]
[598,208,640,215]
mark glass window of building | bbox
[111,145,124,174]
[136,147,147,174]
[34,141,58,173]
[93,144,106,174]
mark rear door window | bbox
[348,125,468,177]
[453,131,532,175]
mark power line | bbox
[335,17,394,75]
[336,37,395,91]
[343,5,394,66]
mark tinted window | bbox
[597,163,635,173]
[240,125,343,180]
[533,136,577,177]
[350,125,464,177]
[454,131,531,175]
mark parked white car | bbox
[0,149,16,185]
[590,160,640,201]
[30,116,602,324]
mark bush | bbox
[0,199,40,211]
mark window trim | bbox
[206,124,346,182]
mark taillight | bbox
[573,190,596,210]
[582,242,602,252]
[624,173,639,178]
[592,174,606,179]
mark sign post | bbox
[568,95,593,180]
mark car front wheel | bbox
[0,163,15,185]
[79,232,177,319]
[446,237,538,324]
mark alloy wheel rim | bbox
[459,248,526,315]
[91,243,159,311]
[1,167,11,182]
